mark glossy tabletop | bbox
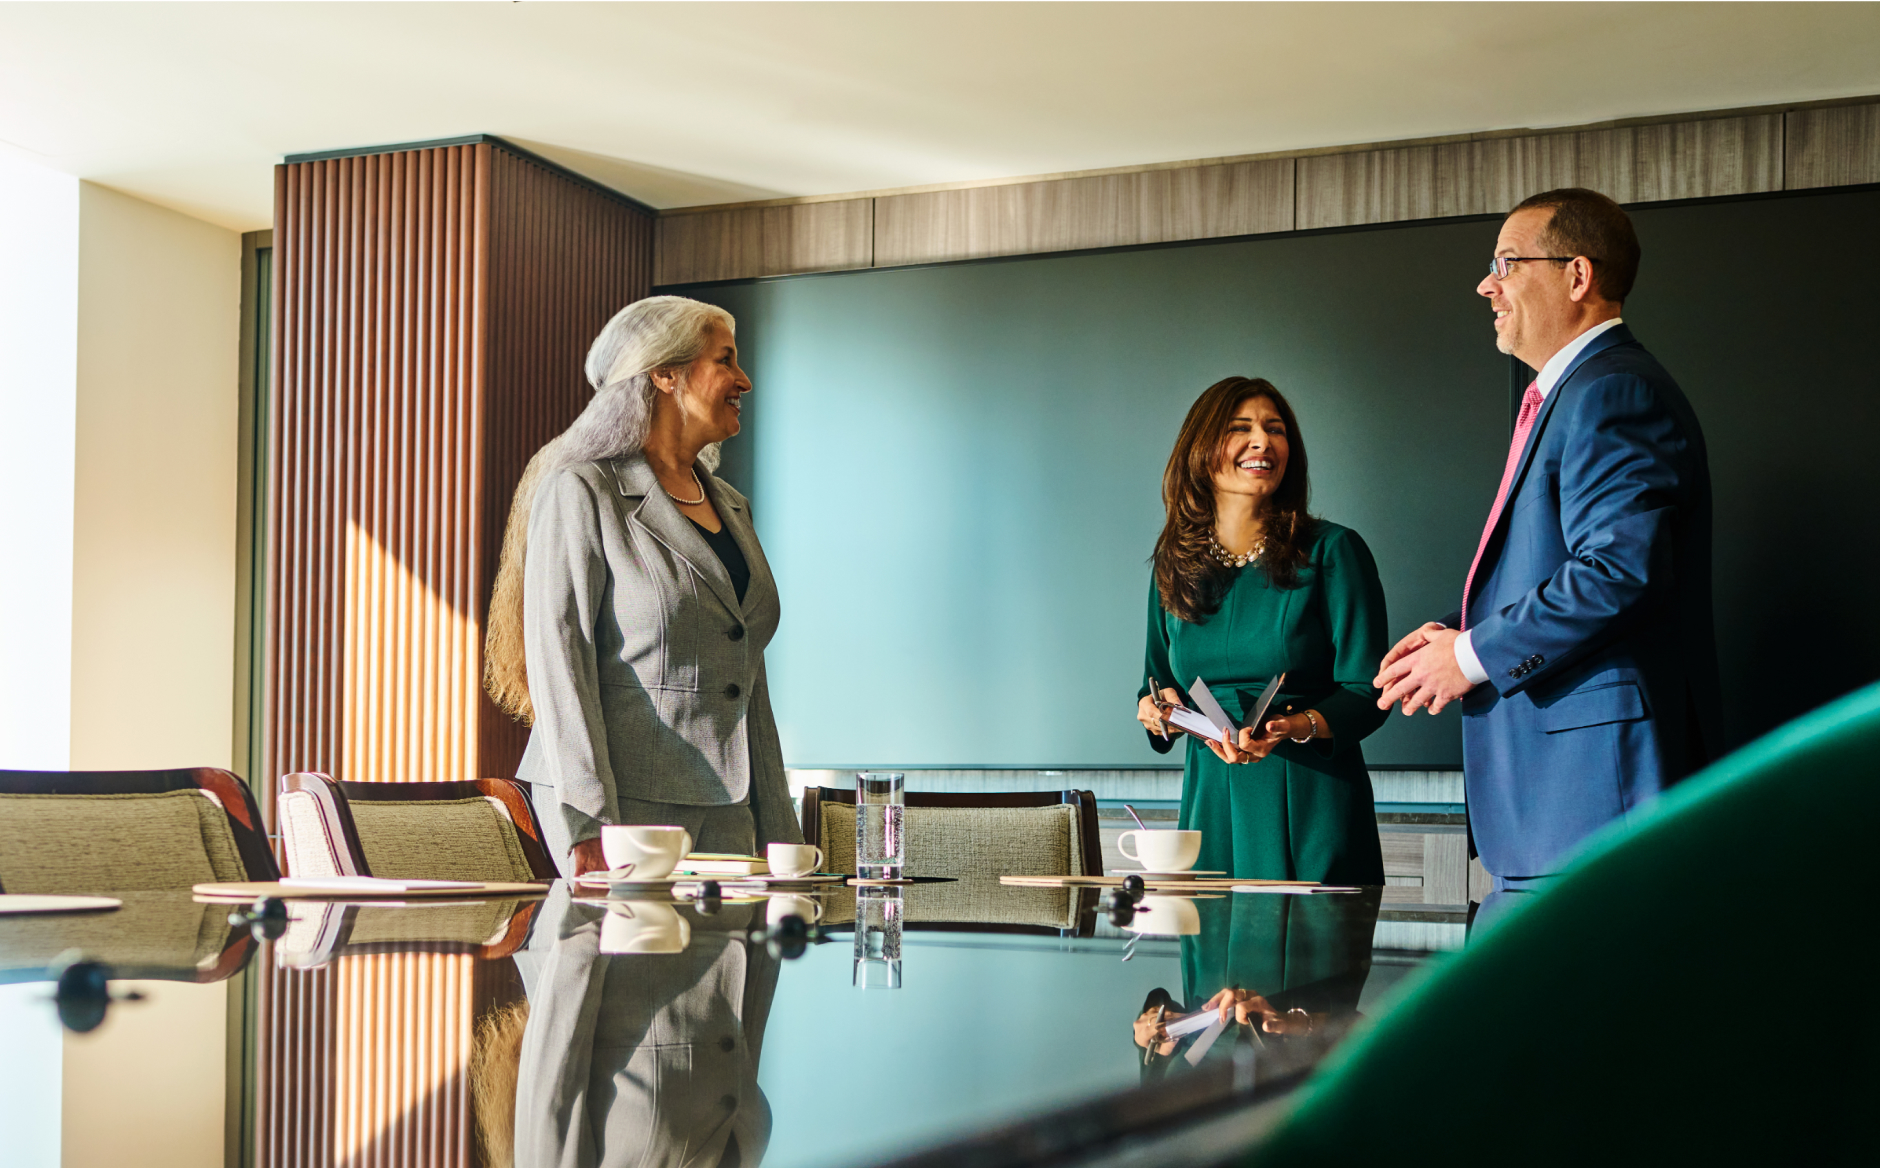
[0,880,1456,1168]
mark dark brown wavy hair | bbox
[1153,377,1314,623]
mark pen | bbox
[1147,676,1169,741]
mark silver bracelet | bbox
[1289,710,1320,743]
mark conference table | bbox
[0,879,1461,1167]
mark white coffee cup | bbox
[599,901,692,954]
[766,843,825,878]
[1116,829,1203,872]
[1126,895,1202,937]
[765,893,824,927]
[601,825,694,880]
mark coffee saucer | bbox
[1107,869,1227,881]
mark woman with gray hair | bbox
[485,295,801,876]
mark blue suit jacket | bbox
[1454,325,1721,878]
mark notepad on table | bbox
[278,877,485,893]
[671,853,770,877]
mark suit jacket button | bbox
[725,683,741,699]
[728,624,745,641]
[719,1036,736,1052]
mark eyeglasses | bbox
[1488,256,1599,279]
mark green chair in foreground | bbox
[1246,684,1879,1166]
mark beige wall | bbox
[69,182,241,770]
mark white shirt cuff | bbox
[1454,630,1490,686]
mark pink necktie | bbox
[1461,382,1544,630]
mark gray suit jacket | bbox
[517,454,794,863]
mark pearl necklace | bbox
[1208,533,1265,568]
[668,471,707,507]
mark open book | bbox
[1157,673,1286,742]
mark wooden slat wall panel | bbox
[268,144,487,794]
[655,199,873,284]
[479,149,653,779]
[1296,142,1484,231]
[873,159,1294,267]
[1786,103,1881,189]
[265,140,652,1168]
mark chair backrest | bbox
[278,773,556,882]
[1246,684,1880,1167]
[801,787,1103,878]
[0,768,277,893]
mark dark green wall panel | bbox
[680,188,1878,769]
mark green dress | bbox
[1141,522,1389,885]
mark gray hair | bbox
[485,295,735,722]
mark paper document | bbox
[279,877,484,892]
[1161,1009,1221,1039]
[1187,678,1237,734]
[1159,672,1287,741]
[1164,704,1229,740]
[1184,1017,1229,1065]
[1231,884,1362,895]
[1239,672,1287,731]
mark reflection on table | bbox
[503,889,778,1168]
[0,879,1436,1168]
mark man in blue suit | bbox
[1374,187,1722,892]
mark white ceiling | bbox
[0,1,1873,231]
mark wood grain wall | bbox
[262,137,651,1168]
[653,98,1878,284]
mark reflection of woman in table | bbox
[1133,888,1382,1078]
[1135,377,1389,884]
[509,895,780,1168]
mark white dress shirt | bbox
[1454,318,1625,686]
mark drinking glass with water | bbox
[855,771,905,880]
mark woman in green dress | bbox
[1136,376,1388,885]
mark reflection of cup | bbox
[1126,895,1202,936]
[767,843,824,878]
[1117,829,1202,872]
[602,825,694,879]
[765,893,824,927]
[599,901,692,954]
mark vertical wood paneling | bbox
[655,198,874,284]
[1477,128,1639,210]
[872,159,1293,267]
[478,148,652,779]
[264,138,652,1168]
[1625,114,1782,202]
[1300,115,1784,230]
[1786,102,1881,189]
[1295,142,1483,230]
[652,104,1857,280]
